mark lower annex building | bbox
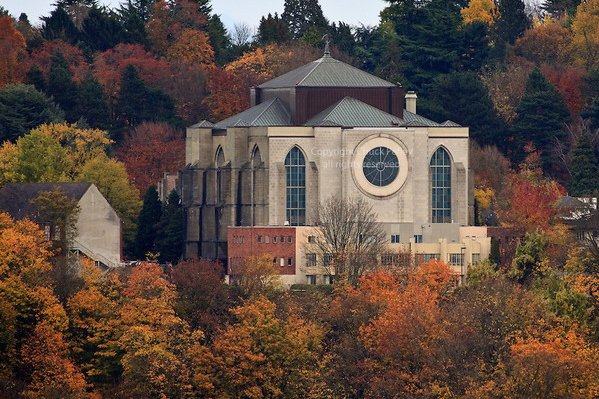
[179,49,489,285]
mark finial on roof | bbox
[322,33,331,56]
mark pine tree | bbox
[25,65,46,93]
[0,84,64,142]
[423,71,505,147]
[154,190,183,264]
[542,0,581,19]
[494,0,530,45]
[80,6,124,52]
[257,13,289,44]
[40,5,79,44]
[510,67,571,170]
[568,132,599,197]
[581,69,599,131]
[47,50,79,123]
[78,73,112,131]
[135,185,162,260]
[282,0,329,40]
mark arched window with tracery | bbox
[285,147,306,226]
[430,147,451,223]
[215,146,225,203]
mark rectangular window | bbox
[280,257,285,267]
[257,235,262,243]
[472,253,481,265]
[414,235,423,243]
[307,275,316,285]
[273,236,277,243]
[287,236,293,243]
[265,236,270,243]
[308,235,316,243]
[306,253,316,267]
[416,253,439,264]
[323,254,333,266]
[288,257,293,266]
[381,254,395,265]
[390,234,400,243]
[281,236,285,244]
[449,253,463,266]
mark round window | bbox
[362,146,399,187]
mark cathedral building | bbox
[180,49,475,273]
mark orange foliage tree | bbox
[166,28,215,67]
[116,121,184,194]
[195,295,325,398]
[513,24,574,65]
[0,16,28,88]
[542,66,588,120]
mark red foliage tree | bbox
[29,39,88,83]
[542,66,588,120]
[116,121,184,194]
[202,68,250,122]
[0,16,28,87]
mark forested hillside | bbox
[2,0,599,397]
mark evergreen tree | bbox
[40,5,79,44]
[494,0,530,45]
[78,73,112,131]
[134,185,162,260]
[154,189,183,264]
[330,22,355,55]
[542,0,581,19]
[510,67,571,170]
[80,6,124,52]
[282,0,329,40]
[207,14,232,65]
[0,84,64,142]
[383,0,464,92]
[47,50,79,123]
[116,64,179,131]
[568,132,599,197]
[118,1,148,45]
[257,13,289,44]
[25,66,46,93]
[423,71,505,147]
[581,69,599,131]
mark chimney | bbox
[405,91,417,114]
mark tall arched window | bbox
[430,147,451,223]
[285,147,306,226]
[215,147,225,203]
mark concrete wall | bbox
[75,185,121,267]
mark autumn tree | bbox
[0,16,28,87]
[229,255,282,299]
[116,121,184,194]
[165,28,215,67]
[461,0,497,25]
[197,295,325,398]
[513,24,574,66]
[482,60,533,124]
[309,195,386,286]
[571,0,599,69]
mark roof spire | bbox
[322,33,331,56]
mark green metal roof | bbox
[258,54,396,88]
[305,97,403,127]
[213,97,291,129]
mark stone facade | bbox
[179,54,473,263]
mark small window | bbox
[449,253,463,266]
[288,257,293,266]
[472,253,481,265]
[280,257,285,267]
[281,236,285,243]
[323,254,333,266]
[287,236,293,243]
[306,253,316,267]
[308,235,316,243]
[414,235,423,243]
[273,236,278,243]
[273,257,277,264]
[265,236,270,243]
[323,275,332,285]
[390,234,400,243]
[257,235,262,243]
[307,275,316,285]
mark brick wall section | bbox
[227,227,297,275]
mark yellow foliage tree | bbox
[571,0,599,69]
[461,0,497,25]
